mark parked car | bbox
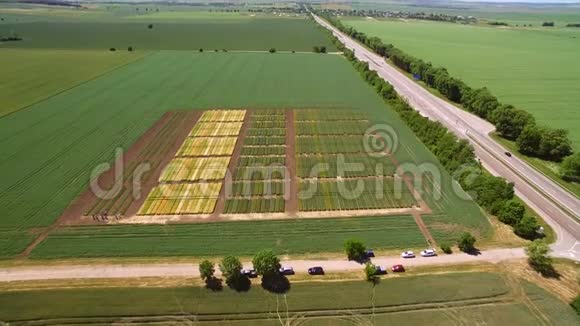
[401,251,415,258]
[420,249,437,257]
[505,151,512,157]
[365,249,375,258]
[279,266,295,275]
[375,266,388,275]
[391,264,405,273]
[241,269,258,278]
[308,266,324,275]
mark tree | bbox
[109,47,116,52]
[199,48,203,52]
[457,232,476,253]
[517,124,542,155]
[497,200,525,226]
[440,243,452,254]
[269,48,276,53]
[199,260,215,281]
[525,239,554,275]
[561,152,580,182]
[128,46,134,52]
[313,45,320,53]
[515,214,540,239]
[344,239,366,261]
[490,105,534,140]
[538,128,572,161]
[319,45,327,53]
[252,250,280,278]
[148,24,153,29]
[219,256,243,287]
[363,262,378,283]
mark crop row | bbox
[296,136,367,154]
[228,181,286,197]
[177,137,237,157]
[233,167,286,181]
[252,109,286,116]
[159,157,230,182]
[295,109,367,121]
[250,121,285,129]
[296,120,369,136]
[244,136,285,146]
[252,114,285,122]
[241,146,285,156]
[297,154,394,178]
[238,156,285,166]
[298,179,416,211]
[224,197,285,214]
[139,183,222,215]
[189,122,243,137]
[199,110,246,122]
[247,128,286,137]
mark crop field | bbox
[0,49,142,118]
[1,272,577,325]
[0,9,336,52]
[343,18,580,148]
[0,50,488,259]
[138,183,222,215]
[159,157,231,182]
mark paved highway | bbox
[312,14,580,260]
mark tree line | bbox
[323,22,542,241]
[323,15,575,167]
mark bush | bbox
[561,153,580,182]
[457,232,476,253]
[515,214,540,240]
[497,200,525,226]
[109,47,116,52]
[571,295,580,316]
[128,46,134,52]
[526,239,554,276]
[364,262,379,283]
[440,243,452,254]
[313,46,320,53]
[344,239,366,261]
[199,260,214,280]
[148,24,153,29]
[199,48,203,52]
[269,48,276,53]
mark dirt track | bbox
[0,248,525,282]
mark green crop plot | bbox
[297,136,367,154]
[297,154,395,178]
[343,18,580,148]
[1,273,576,325]
[0,51,488,258]
[30,216,426,258]
[0,49,142,117]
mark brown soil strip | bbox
[285,109,298,215]
[211,110,252,218]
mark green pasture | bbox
[343,18,580,149]
[1,272,577,325]
[0,51,487,259]
[0,49,142,117]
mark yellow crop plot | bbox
[159,157,231,182]
[138,183,222,215]
[177,137,238,157]
[199,110,246,122]
[189,122,243,137]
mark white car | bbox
[420,249,437,257]
[401,251,415,258]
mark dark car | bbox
[365,249,375,258]
[241,269,258,278]
[391,264,405,273]
[308,266,324,275]
[505,151,512,157]
[375,266,388,275]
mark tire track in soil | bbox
[18,111,202,258]
[285,109,298,215]
[211,110,252,218]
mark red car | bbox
[391,264,405,272]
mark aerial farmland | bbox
[0,1,578,324]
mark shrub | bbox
[269,48,276,53]
[109,47,116,52]
[457,232,476,253]
[344,239,366,261]
[128,46,134,52]
[364,262,378,283]
[526,239,554,276]
[515,214,540,240]
[440,243,452,254]
[571,295,580,316]
[199,48,203,52]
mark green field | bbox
[1,272,577,325]
[0,8,335,51]
[342,18,580,149]
[0,49,142,117]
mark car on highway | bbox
[391,264,405,272]
[401,251,415,258]
[375,266,388,275]
[279,266,295,275]
[240,269,258,278]
[505,151,512,157]
[307,266,324,275]
[420,249,437,257]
